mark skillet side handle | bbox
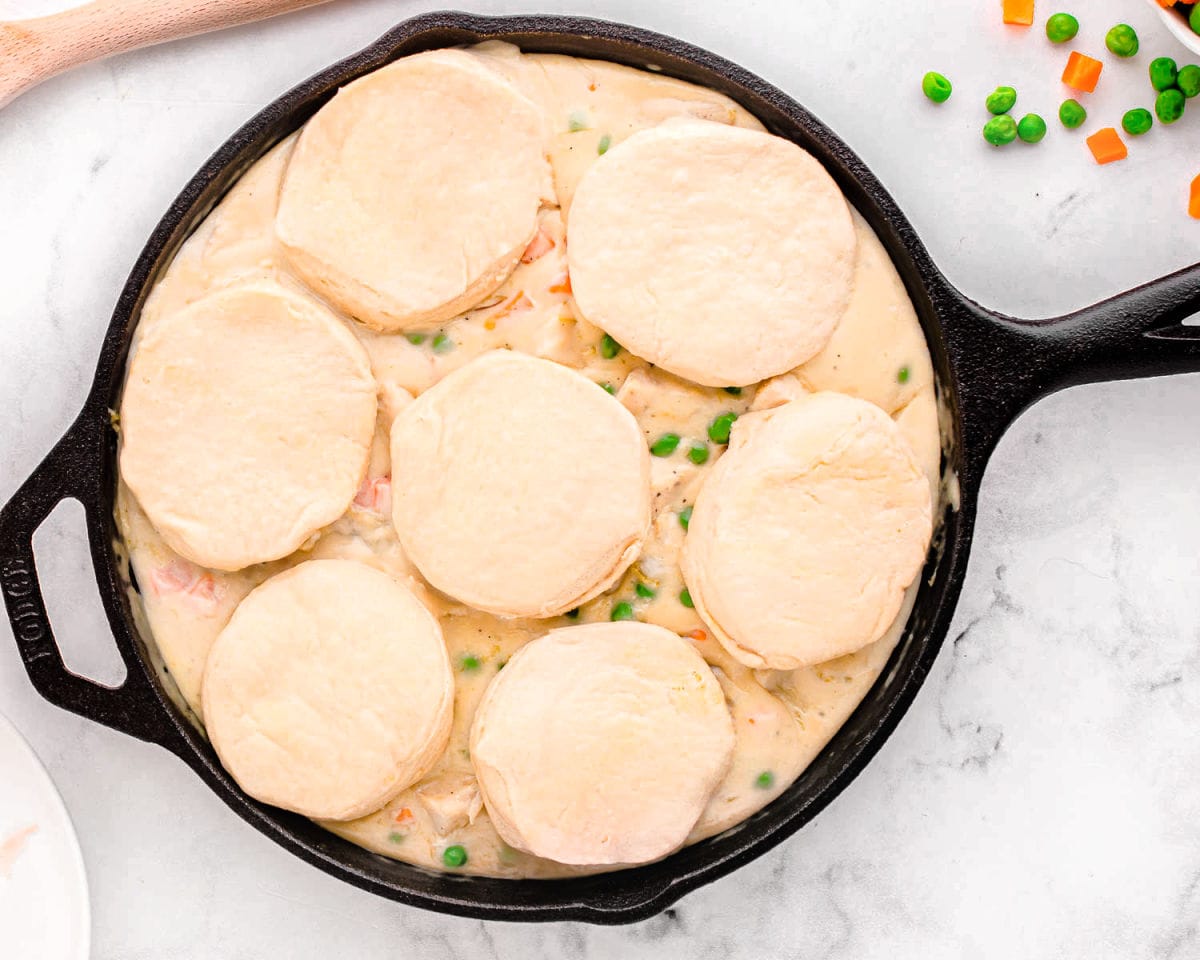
[0,413,177,748]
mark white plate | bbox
[1144,0,1200,57]
[0,713,90,960]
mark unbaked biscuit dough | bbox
[116,44,947,879]
[390,350,651,618]
[470,622,734,865]
[202,559,453,821]
[682,392,933,670]
[567,119,857,386]
[276,49,553,331]
[119,282,377,571]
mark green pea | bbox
[460,654,482,672]
[567,110,589,132]
[687,443,710,465]
[723,386,743,396]
[1016,113,1048,144]
[1192,4,1200,37]
[597,133,612,155]
[388,831,406,844]
[635,581,656,599]
[611,601,635,621]
[406,333,426,345]
[442,844,468,868]
[755,770,775,790]
[678,505,693,530]
[679,588,694,609]
[1105,24,1138,58]
[600,382,615,395]
[1059,98,1087,128]
[565,607,581,619]
[1178,65,1200,99]
[1122,108,1153,136]
[1156,88,1186,124]
[982,115,1018,146]
[431,333,453,353]
[985,86,1017,115]
[1045,13,1079,43]
[921,71,953,103]
[650,433,681,457]
[708,412,738,444]
[897,366,911,384]
[1150,57,1179,93]
[599,333,621,359]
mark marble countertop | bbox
[2,0,1199,956]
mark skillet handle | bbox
[954,261,1200,472]
[0,413,181,750]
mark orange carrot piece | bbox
[1156,0,1176,7]
[1062,51,1103,93]
[1190,174,1200,219]
[1087,128,1127,165]
[1002,0,1035,25]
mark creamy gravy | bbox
[115,44,943,878]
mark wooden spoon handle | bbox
[1,0,333,108]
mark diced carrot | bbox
[1087,127,1127,165]
[1190,174,1200,219]
[1157,0,1175,7]
[1062,51,1103,93]
[520,225,555,264]
[685,629,707,642]
[394,807,414,824]
[1002,0,1035,26]
[548,271,572,295]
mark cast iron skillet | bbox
[2,11,1199,925]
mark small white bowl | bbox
[1145,0,1200,57]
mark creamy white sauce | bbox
[114,44,945,878]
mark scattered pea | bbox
[600,333,622,359]
[1059,98,1087,128]
[1192,4,1200,37]
[897,366,911,384]
[635,581,656,599]
[650,433,681,457]
[1156,88,1186,124]
[678,505,693,530]
[442,844,468,868]
[431,333,453,353]
[611,601,635,621]
[723,386,743,396]
[687,443,710,465]
[921,71,953,103]
[406,333,426,345]
[1179,65,1200,99]
[1122,107,1153,136]
[1105,24,1139,58]
[983,115,1018,146]
[1045,13,1079,44]
[679,588,694,609]
[755,770,775,790]
[460,654,482,672]
[565,607,581,619]
[1150,57,1179,93]
[708,412,738,444]
[567,110,589,132]
[388,832,406,844]
[597,133,612,155]
[1017,113,1048,143]
[985,85,1017,115]
[600,382,615,395]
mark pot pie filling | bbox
[115,42,942,878]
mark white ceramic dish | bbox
[1145,0,1200,56]
[0,712,90,960]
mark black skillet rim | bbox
[77,11,976,924]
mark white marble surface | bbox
[2,0,1200,956]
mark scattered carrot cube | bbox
[1003,0,1036,26]
[1157,0,1175,7]
[1087,128,1127,165]
[1062,51,1103,93]
[1190,174,1200,219]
